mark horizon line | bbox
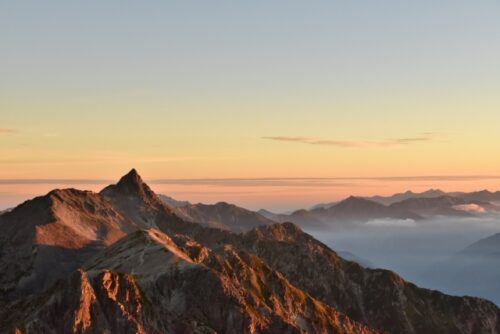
[1,175,500,185]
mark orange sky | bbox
[3,174,500,212]
[1,1,500,211]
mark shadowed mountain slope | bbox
[237,223,500,334]
[1,229,377,334]
[167,201,275,233]
[0,188,137,300]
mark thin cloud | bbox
[0,128,18,135]
[2,175,500,187]
[1,175,500,187]
[263,134,434,148]
[365,218,417,227]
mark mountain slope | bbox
[458,190,500,203]
[158,194,191,208]
[421,232,500,306]
[367,189,447,205]
[1,229,378,334]
[239,223,500,334]
[307,189,500,214]
[100,168,184,229]
[460,232,500,257]
[0,188,137,300]
[388,196,488,217]
[278,197,422,229]
[323,196,422,222]
[169,201,276,233]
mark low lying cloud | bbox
[365,218,417,227]
[453,204,486,214]
[263,134,433,148]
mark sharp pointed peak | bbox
[101,168,158,201]
[118,168,143,184]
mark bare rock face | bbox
[1,229,377,334]
[100,168,183,229]
[0,188,136,301]
[239,223,500,334]
[1,169,500,334]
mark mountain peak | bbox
[340,195,378,205]
[118,168,142,186]
[101,169,157,202]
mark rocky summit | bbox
[0,170,499,334]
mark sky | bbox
[1,1,500,210]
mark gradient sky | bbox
[1,1,500,210]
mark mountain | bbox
[99,168,184,228]
[257,209,293,223]
[158,194,191,208]
[309,189,500,211]
[0,229,377,334]
[98,169,204,235]
[321,196,422,222]
[388,195,493,217]
[275,196,422,229]
[310,189,448,209]
[458,190,500,203]
[1,169,499,333]
[239,223,499,333]
[0,208,12,216]
[337,251,376,268]
[171,201,276,233]
[0,169,190,302]
[287,208,326,227]
[367,189,447,205]
[309,201,339,210]
[460,232,500,257]
[279,192,500,229]
[0,188,137,300]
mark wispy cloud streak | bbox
[1,175,500,187]
[0,128,18,135]
[263,134,434,148]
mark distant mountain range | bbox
[311,189,500,208]
[1,169,499,333]
[258,191,500,230]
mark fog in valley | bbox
[305,214,500,305]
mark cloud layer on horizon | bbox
[2,175,500,187]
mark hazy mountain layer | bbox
[262,193,499,230]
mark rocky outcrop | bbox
[0,188,136,301]
[1,229,378,334]
[239,223,500,334]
